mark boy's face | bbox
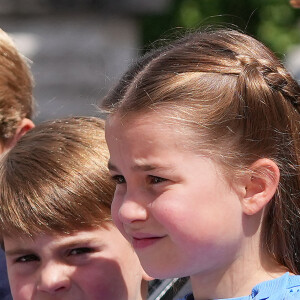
[4,224,146,300]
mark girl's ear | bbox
[241,158,280,215]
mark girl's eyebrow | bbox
[132,163,159,171]
[108,160,167,172]
[107,161,118,172]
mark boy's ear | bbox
[241,158,280,215]
[4,118,34,151]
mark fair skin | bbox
[105,112,285,299]
[0,118,34,153]
[4,224,149,300]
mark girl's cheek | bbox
[111,196,124,230]
[111,199,120,222]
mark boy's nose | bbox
[118,192,148,225]
[36,262,71,294]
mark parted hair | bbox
[0,29,34,143]
[0,116,114,238]
[102,28,300,274]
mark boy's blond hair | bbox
[0,29,34,143]
[0,116,114,238]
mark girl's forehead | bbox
[106,113,176,144]
[106,113,200,163]
[106,110,186,133]
[106,111,203,155]
[106,112,153,127]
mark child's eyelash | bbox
[111,175,126,184]
[111,175,167,185]
[149,175,167,184]
[15,254,39,263]
[68,247,93,256]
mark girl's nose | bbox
[36,262,71,295]
[117,192,148,225]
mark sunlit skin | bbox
[0,118,35,155]
[4,224,148,300]
[105,113,286,299]
[290,0,300,8]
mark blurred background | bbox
[0,0,299,123]
[1,1,299,299]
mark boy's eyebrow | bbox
[54,239,97,250]
[5,248,33,256]
[5,237,99,256]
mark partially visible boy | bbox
[0,28,34,151]
[0,117,150,300]
[0,28,35,300]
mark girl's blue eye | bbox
[112,175,126,184]
[149,175,167,184]
[16,254,39,263]
[69,247,93,256]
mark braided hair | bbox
[103,28,300,274]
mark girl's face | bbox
[106,113,246,280]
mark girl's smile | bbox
[131,236,166,249]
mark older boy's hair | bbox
[0,116,114,238]
[0,28,34,143]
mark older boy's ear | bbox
[14,118,35,141]
[241,158,280,215]
[4,118,34,151]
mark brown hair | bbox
[102,28,300,274]
[0,116,114,238]
[0,29,34,143]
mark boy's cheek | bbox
[8,274,33,300]
[7,260,37,277]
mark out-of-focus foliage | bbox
[141,0,300,57]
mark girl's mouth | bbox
[131,236,165,249]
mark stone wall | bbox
[0,0,171,122]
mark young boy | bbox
[0,116,150,300]
[0,28,35,300]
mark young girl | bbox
[103,28,300,299]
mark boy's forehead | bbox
[3,223,113,244]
